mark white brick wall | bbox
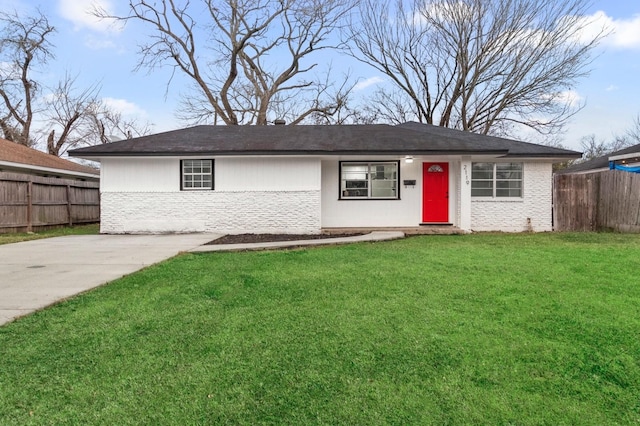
[470,162,553,232]
[101,191,321,234]
[98,157,553,234]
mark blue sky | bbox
[5,0,640,151]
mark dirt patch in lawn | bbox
[206,233,366,245]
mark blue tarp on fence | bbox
[609,162,640,173]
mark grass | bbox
[0,224,99,245]
[1,232,639,424]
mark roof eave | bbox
[0,160,99,178]
[70,149,512,158]
[500,153,582,160]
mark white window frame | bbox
[181,159,214,190]
[340,161,399,200]
[471,162,523,198]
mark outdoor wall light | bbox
[405,156,414,163]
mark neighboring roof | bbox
[68,123,581,159]
[0,138,99,179]
[557,143,640,174]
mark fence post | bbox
[26,180,33,233]
[66,184,73,226]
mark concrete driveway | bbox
[0,233,217,326]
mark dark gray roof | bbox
[397,122,580,157]
[69,123,581,159]
[557,143,640,174]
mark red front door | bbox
[422,162,449,223]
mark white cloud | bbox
[542,90,583,108]
[0,61,20,79]
[84,35,117,50]
[58,0,122,33]
[40,92,60,103]
[606,85,618,92]
[557,90,583,108]
[102,97,147,117]
[414,6,640,50]
[573,11,640,50]
[353,76,385,91]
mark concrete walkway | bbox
[0,231,405,326]
[190,231,405,252]
[0,234,217,326]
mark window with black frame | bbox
[340,162,399,199]
[181,159,213,190]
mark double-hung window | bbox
[181,159,213,190]
[471,162,522,197]
[340,161,399,199]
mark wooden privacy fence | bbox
[554,170,640,232]
[0,171,100,233]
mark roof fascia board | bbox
[70,149,510,159]
[0,160,99,179]
[609,152,640,161]
[499,154,582,160]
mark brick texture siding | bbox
[101,191,321,234]
[470,162,552,232]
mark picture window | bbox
[340,162,399,199]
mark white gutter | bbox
[608,152,640,162]
[0,160,99,179]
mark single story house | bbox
[557,143,640,175]
[69,123,580,234]
[0,138,99,181]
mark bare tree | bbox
[626,115,640,144]
[579,134,613,161]
[348,0,606,137]
[95,0,356,125]
[578,132,634,162]
[0,10,54,146]
[41,74,152,156]
[42,74,102,156]
[0,10,150,156]
[85,102,152,145]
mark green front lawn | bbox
[0,224,99,245]
[1,233,639,424]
